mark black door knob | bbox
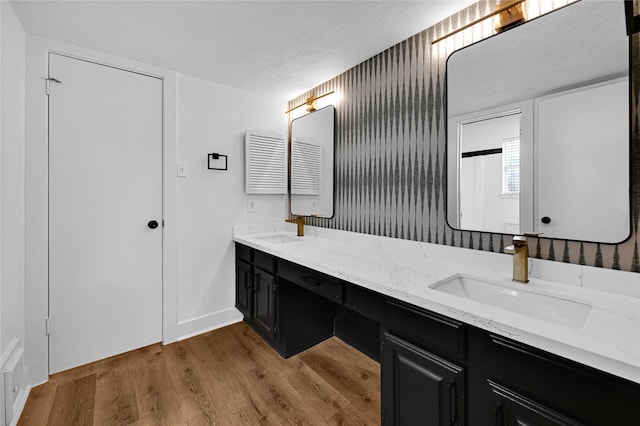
[148,220,159,229]
[541,216,551,224]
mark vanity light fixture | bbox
[285,91,335,115]
[625,1,640,35]
[306,98,317,112]
[495,0,526,32]
[431,0,527,44]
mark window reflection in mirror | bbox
[446,0,629,243]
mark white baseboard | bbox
[175,307,243,341]
[0,373,4,426]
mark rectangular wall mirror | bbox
[290,105,335,218]
[446,0,630,243]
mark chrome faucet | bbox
[504,235,529,283]
[285,216,305,236]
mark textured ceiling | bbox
[10,0,476,101]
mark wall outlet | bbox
[311,199,317,210]
[247,199,256,213]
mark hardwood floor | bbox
[18,322,381,425]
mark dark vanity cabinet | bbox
[488,381,583,426]
[486,335,640,425]
[381,299,468,425]
[235,243,640,425]
[235,244,337,358]
[235,244,277,341]
[251,251,278,339]
[382,332,465,426]
[235,258,251,315]
[252,270,277,338]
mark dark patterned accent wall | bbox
[288,0,640,272]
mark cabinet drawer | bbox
[236,243,252,263]
[278,261,343,303]
[343,283,385,321]
[489,335,640,425]
[488,380,583,426]
[384,298,466,361]
[254,250,276,274]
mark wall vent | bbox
[291,139,321,195]
[245,130,287,194]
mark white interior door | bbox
[535,79,629,242]
[48,53,163,373]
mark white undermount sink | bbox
[254,232,301,244]
[429,274,592,329]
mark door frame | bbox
[25,36,178,385]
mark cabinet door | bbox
[236,259,252,315]
[489,335,639,425]
[489,381,583,426]
[253,270,277,339]
[382,332,465,426]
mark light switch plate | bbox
[247,199,256,213]
[177,162,187,177]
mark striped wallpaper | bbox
[288,0,640,272]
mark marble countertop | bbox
[232,223,640,385]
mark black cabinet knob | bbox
[148,220,159,229]
[541,216,551,224]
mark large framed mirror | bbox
[290,105,335,218]
[446,0,630,243]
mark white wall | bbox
[1,1,27,423]
[1,3,4,422]
[1,0,27,358]
[175,74,286,338]
[1,0,4,381]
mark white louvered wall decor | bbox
[245,130,287,194]
[291,139,321,195]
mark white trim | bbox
[25,36,178,385]
[499,193,519,199]
[0,338,19,370]
[6,385,30,426]
[176,308,244,341]
[1,339,28,426]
